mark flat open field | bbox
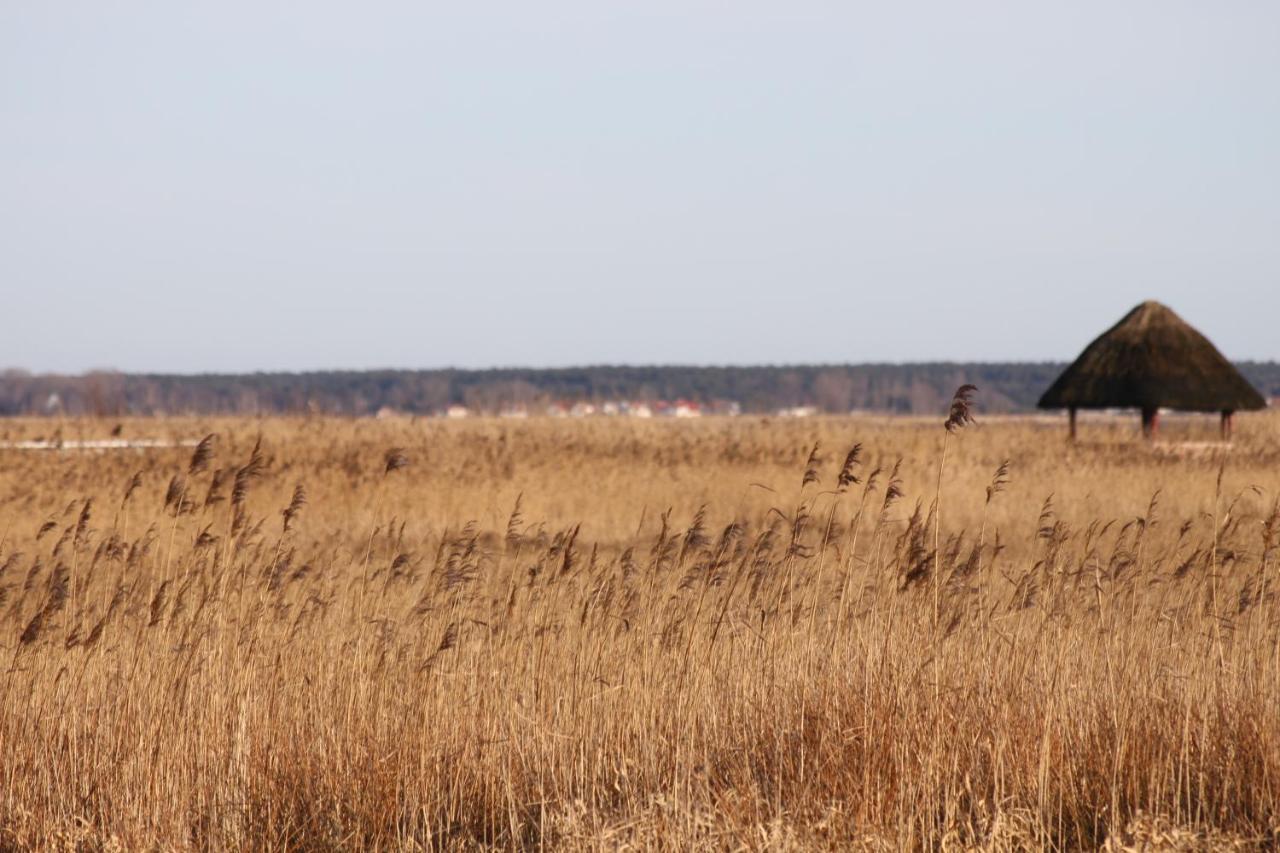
[2,412,1280,849]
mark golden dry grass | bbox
[1,411,1279,850]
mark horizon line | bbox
[8,357,1280,379]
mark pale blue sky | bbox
[2,2,1277,373]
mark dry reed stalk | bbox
[935,385,976,630]
[358,449,410,614]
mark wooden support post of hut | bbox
[1141,407,1159,439]
[1037,301,1265,441]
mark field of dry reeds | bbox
[2,408,1279,850]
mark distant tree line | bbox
[1,362,1277,417]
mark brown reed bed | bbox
[1,410,1279,849]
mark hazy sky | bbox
[2,2,1277,374]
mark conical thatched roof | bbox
[1038,301,1265,412]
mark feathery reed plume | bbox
[194,526,219,549]
[420,622,459,672]
[837,443,863,493]
[682,506,709,553]
[976,459,1011,604]
[19,566,68,646]
[384,449,410,475]
[82,615,107,650]
[1036,495,1056,539]
[559,524,581,576]
[187,433,217,475]
[986,460,1011,505]
[148,580,171,627]
[18,607,47,646]
[163,475,187,515]
[233,440,267,507]
[506,493,525,549]
[787,502,812,558]
[944,384,978,433]
[231,439,267,534]
[203,469,229,509]
[881,460,904,518]
[122,471,143,506]
[50,527,73,559]
[801,443,822,488]
[282,484,307,535]
[74,499,92,550]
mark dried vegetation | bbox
[1,409,1280,850]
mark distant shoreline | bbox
[1,362,1276,417]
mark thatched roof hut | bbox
[1038,300,1265,438]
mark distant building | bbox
[705,400,742,417]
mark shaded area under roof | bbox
[1038,301,1266,413]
